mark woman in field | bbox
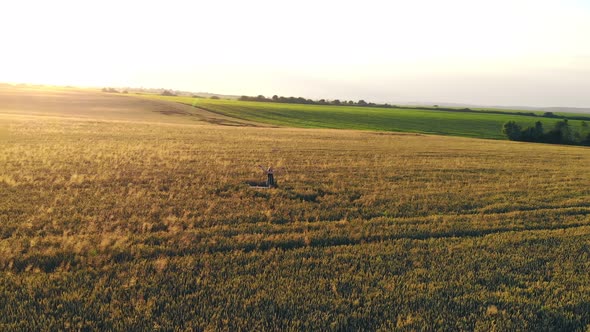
[258,165,277,187]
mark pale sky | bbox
[2,0,590,107]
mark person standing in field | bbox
[258,165,276,187]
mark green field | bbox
[143,95,587,139]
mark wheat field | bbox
[1,87,589,330]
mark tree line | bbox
[102,87,128,94]
[503,119,590,146]
[239,94,380,107]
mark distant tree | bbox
[272,95,279,101]
[533,121,544,139]
[357,100,368,106]
[540,119,573,144]
[543,112,557,118]
[210,96,220,100]
[554,119,573,143]
[574,131,582,142]
[520,121,544,142]
[161,90,176,96]
[332,99,341,105]
[504,118,590,146]
[348,101,354,105]
[502,121,522,141]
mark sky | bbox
[1,0,590,107]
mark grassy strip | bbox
[142,95,587,139]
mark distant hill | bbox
[142,95,590,140]
[539,107,590,114]
[123,87,240,100]
[401,101,590,115]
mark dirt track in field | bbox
[0,85,261,127]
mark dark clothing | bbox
[267,173,275,187]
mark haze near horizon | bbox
[2,0,589,107]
